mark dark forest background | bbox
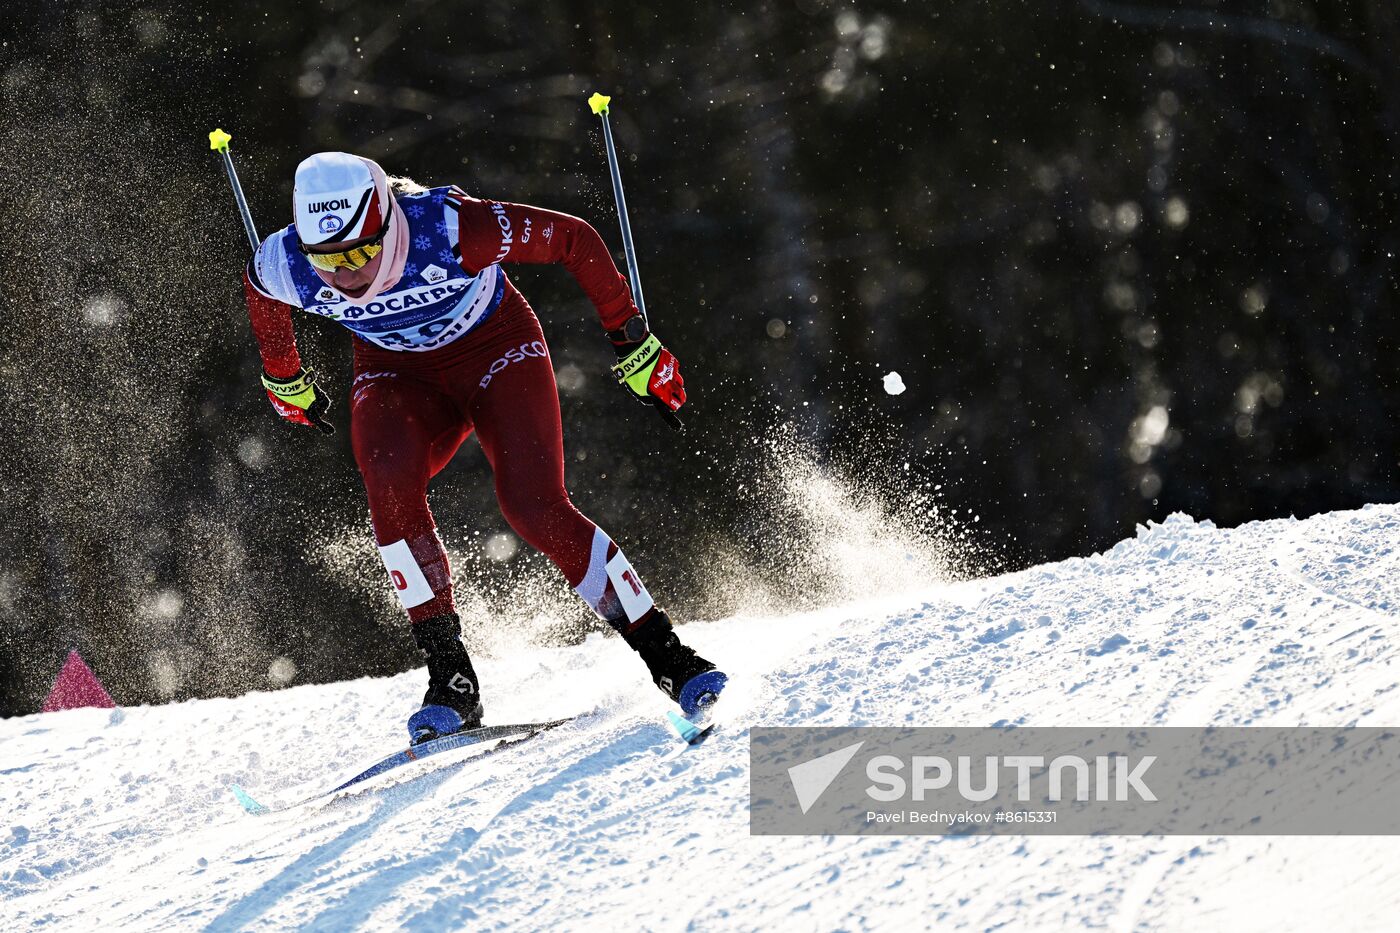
[0,1,1395,717]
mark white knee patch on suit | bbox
[575,527,654,623]
[379,538,434,608]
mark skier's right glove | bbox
[261,367,335,435]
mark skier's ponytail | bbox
[387,175,430,198]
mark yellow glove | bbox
[611,334,686,430]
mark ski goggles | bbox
[299,200,393,272]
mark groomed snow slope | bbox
[4,505,1400,931]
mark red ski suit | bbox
[245,196,654,628]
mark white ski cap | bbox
[293,151,390,246]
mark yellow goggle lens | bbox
[304,242,383,273]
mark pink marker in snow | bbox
[42,650,116,712]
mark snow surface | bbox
[4,505,1400,931]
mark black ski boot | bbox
[615,609,727,716]
[407,613,485,744]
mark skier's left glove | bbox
[262,367,335,435]
[611,331,685,431]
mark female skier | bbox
[243,151,724,743]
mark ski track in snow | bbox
[3,505,1400,931]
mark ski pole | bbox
[210,130,337,436]
[587,93,683,433]
[588,93,649,327]
[208,128,260,251]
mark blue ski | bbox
[664,690,729,748]
[665,709,717,745]
[230,717,573,815]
